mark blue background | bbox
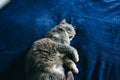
[0,0,120,80]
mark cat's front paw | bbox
[63,57,79,74]
[69,59,79,74]
[71,48,79,63]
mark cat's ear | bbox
[60,19,66,24]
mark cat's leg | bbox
[57,44,79,62]
[66,71,74,80]
[63,57,79,74]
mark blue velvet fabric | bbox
[0,0,120,80]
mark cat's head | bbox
[45,19,76,45]
[45,25,70,45]
[55,19,76,41]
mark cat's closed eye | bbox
[58,27,65,32]
[58,28,63,31]
[67,28,71,31]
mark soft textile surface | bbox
[0,0,120,80]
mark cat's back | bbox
[33,38,57,51]
[35,38,54,45]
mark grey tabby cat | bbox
[25,19,79,80]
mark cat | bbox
[25,19,79,80]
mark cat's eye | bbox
[58,28,64,31]
[67,28,71,30]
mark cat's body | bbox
[25,19,79,80]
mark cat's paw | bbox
[66,71,74,80]
[71,48,79,62]
[63,57,79,74]
[70,62,79,74]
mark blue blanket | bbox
[0,0,120,80]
